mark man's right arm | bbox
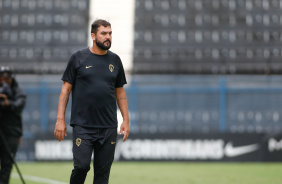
[54,81,72,141]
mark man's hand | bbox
[115,87,130,142]
[0,93,9,106]
[54,82,72,141]
[119,121,129,142]
[54,119,67,141]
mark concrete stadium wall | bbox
[88,0,135,73]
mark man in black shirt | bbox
[54,19,129,184]
[0,66,26,184]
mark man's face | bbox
[92,26,112,50]
[1,73,12,85]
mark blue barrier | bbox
[21,76,282,137]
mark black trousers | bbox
[70,126,117,184]
[0,135,19,184]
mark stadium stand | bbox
[0,0,89,74]
[1,0,282,136]
[133,0,282,74]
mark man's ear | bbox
[91,33,95,40]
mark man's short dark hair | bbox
[91,19,111,35]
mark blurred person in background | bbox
[54,19,129,184]
[0,66,26,184]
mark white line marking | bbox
[12,173,68,184]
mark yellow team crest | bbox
[76,138,81,146]
[109,64,114,72]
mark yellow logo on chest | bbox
[109,64,114,72]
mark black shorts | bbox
[71,126,117,184]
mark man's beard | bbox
[96,39,111,50]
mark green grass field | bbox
[10,162,282,184]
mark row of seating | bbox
[1,30,87,43]
[135,13,282,27]
[136,0,282,11]
[127,111,282,123]
[229,125,281,133]
[0,0,88,10]
[0,14,87,26]
[3,47,280,60]
[0,47,78,60]
[21,123,279,134]
[21,123,271,134]
[134,30,282,43]
[32,108,279,124]
[132,65,281,74]
[133,47,282,59]
[80,124,280,133]
[120,124,281,133]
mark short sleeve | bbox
[61,54,78,85]
[115,58,127,88]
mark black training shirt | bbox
[62,48,127,128]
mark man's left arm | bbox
[115,87,129,142]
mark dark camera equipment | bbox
[0,129,26,184]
